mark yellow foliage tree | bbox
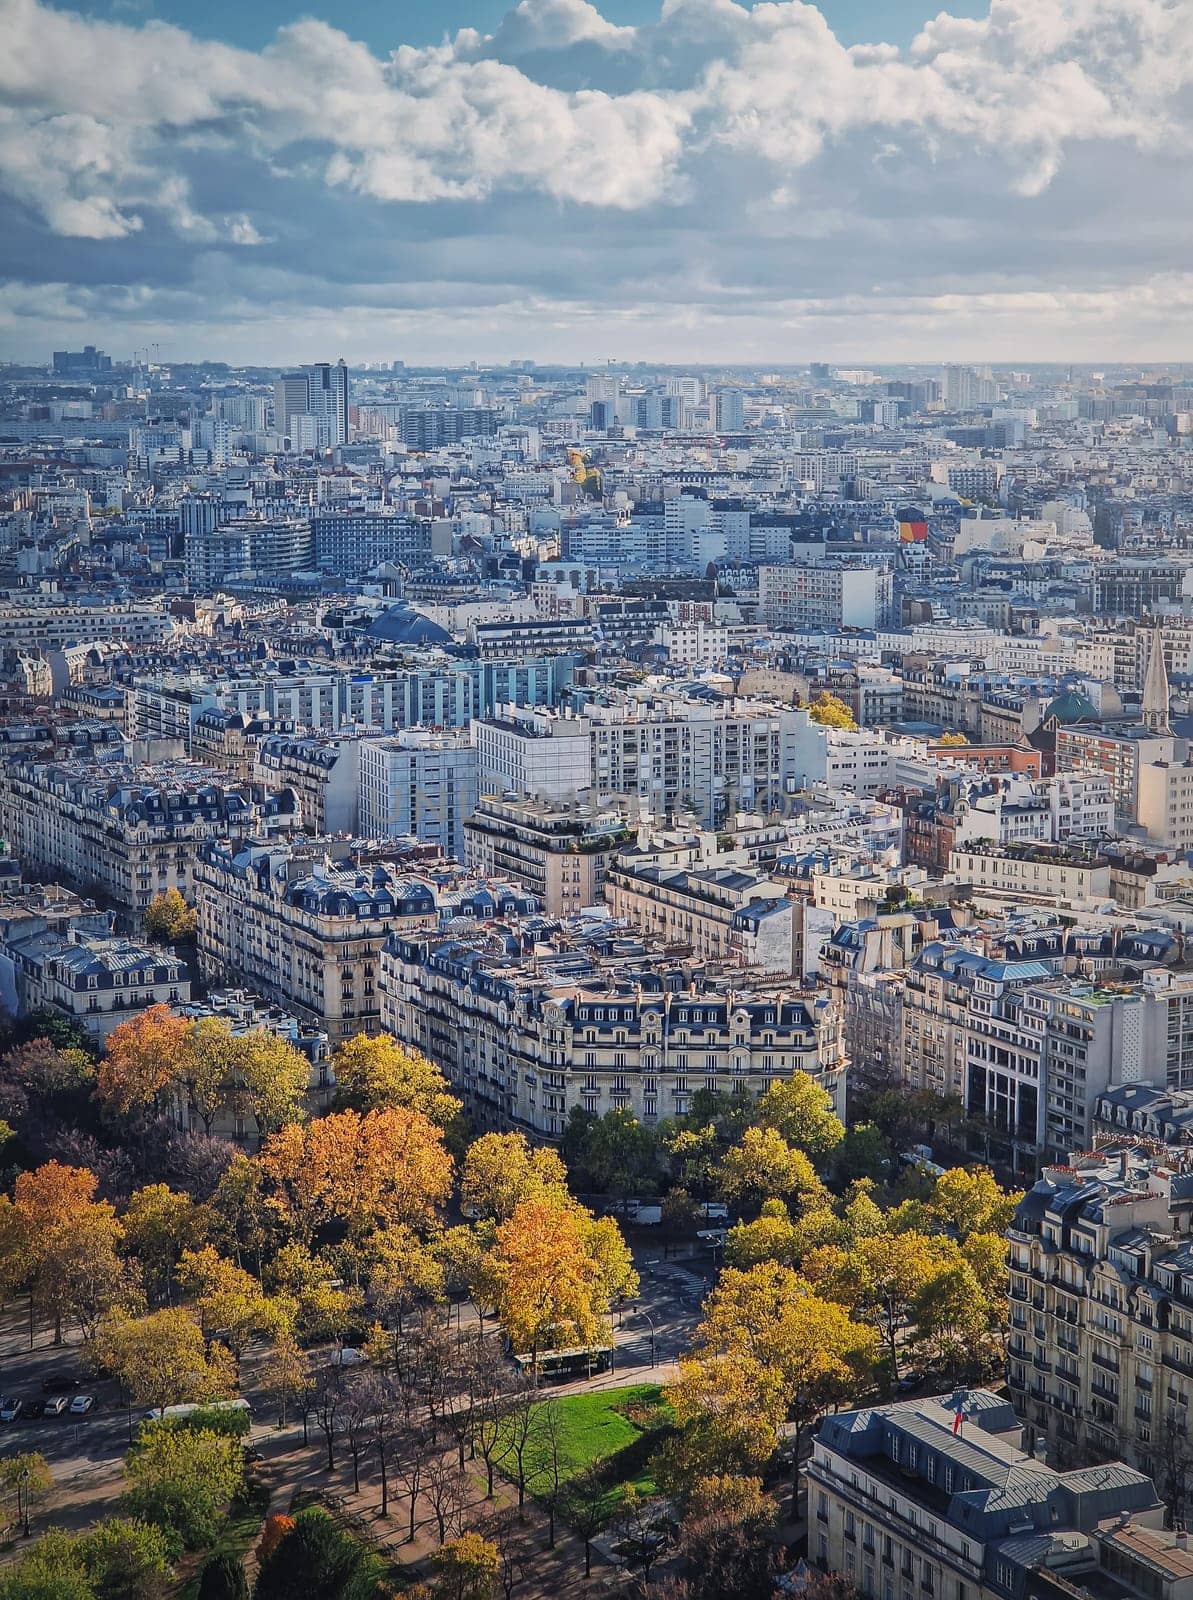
[459,1131,568,1222]
[144,888,197,943]
[331,1033,461,1127]
[715,1127,825,1211]
[808,692,858,730]
[92,1307,236,1415]
[481,1195,602,1368]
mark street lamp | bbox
[631,1304,657,1369]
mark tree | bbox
[0,1451,53,1538]
[422,1454,470,1547]
[434,1533,500,1600]
[98,1007,191,1116]
[715,1127,824,1212]
[573,1108,658,1198]
[693,1263,878,1467]
[332,1033,461,1127]
[529,1397,568,1548]
[616,1486,670,1586]
[177,1019,238,1137]
[481,1196,600,1371]
[567,1464,612,1580]
[459,1132,568,1223]
[258,1106,453,1243]
[196,1553,247,1600]
[254,1507,372,1600]
[267,1242,356,1344]
[123,1426,243,1551]
[311,1369,344,1473]
[937,732,969,747]
[368,1224,446,1334]
[175,1246,275,1356]
[808,692,857,730]
[831,1124,892,1186]
[0,1161,132,1343]
[837,1232,938,1378]
[226,1031,310,1141]
[675,1475,782,1600]
[926,1167,1021,1241]
[485,1508,527,1600]
[79,1518,173,1600]
[0,1530,93,1600]
[255,1514,295,1568]
[92,1308,235,1416]
[144,889,196,945]
[756,1076,844,1157]
[724,1207,799,1270]
[913,1257,990,1378]
[258,1330,310,1427]
[122,1184,208,1306]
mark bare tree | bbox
[530,1397,568,1549]
[471,1342,514,1499]
[617,1487,670,1587]
[391,1419,428,1542]
[1157,1408,1193,1529]
[486,1507,528,1600]
[569,1464,612,1581]
[422,1452,470,1546]
[501,1376,538,1514]
[343,1376,372,1495]
[312,1367,344,1473]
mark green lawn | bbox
[176,1480,270,1598]
[499,1383,672,1515]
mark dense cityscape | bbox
[0,345,1191,1598]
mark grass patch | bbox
[176,1479,269,1598]
[499,1384,673,1519]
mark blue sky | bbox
[2,0,1191,366]
[70,0,986,52]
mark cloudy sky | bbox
[2,0,1192,367]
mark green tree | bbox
[715,1127,824,1212]
[123,1426,244,1551]
[0,1530,92,1600]
[78,1518,173,1600]
[254,1507,372,1600]
[0,1451,53,1538]
[573,1108,658,1198]
[756,1076,844,1156]
[93,1307,236,1417]
[196,1552,248,1600]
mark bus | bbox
[142,1398,252,1425]
[511,1346,612,1382]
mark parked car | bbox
[23,1399,45,1420]
[43,1395,69,1417]
[41,1374,81,1394]
[330,1347,366,1369]
[68,1394,94,1415]
[0,1398,22,1422]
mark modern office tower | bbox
[184,516,313,586]
[713,388,746,431]
[274,360,349,447]
[53,345,112,374]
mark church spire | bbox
[1143,622,1171,734]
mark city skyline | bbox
[3,0,1192,366]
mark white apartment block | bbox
[949,845,1112,905]
[471,705,592,803]
[1138,759,1193,851]
[759,563,894,630]
[358,731,478,861]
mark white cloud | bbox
[1,0,1192,358]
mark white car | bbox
[0,1398,21,1422]
[44,1395,69,1417]
[68,1394,94,1415]
[330,1347,366,1369]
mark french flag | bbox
[953,1407,964,1436]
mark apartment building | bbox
[358,730,478,860]
[0,759,298,920]
[1007,1144,1193,1483]
[462,795,631,916]
[0,924,190,1041]
[379,921,847,1136]
[809,1387,1161,1600]
[471,705,593,802]
[951,774,1114,849]
[1055,726,1175,820]
[194,837,535,1042]
[604,828,797,972]
[758,562,894,630]
[949,843,1112,905]
[254,732,363,835]
[582,690,802,826]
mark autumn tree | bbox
[715,1127,825,1213]
[675,1475,783,1600]
[176,1246,278,1356]
[459,1132,568,1223]
[225,1031,310,1141]
[144,888,197,944]
[258,1330,311,1427]
[93,1307,236,1417]
[434,1532,500,1600]
[481,1196,602,1371]
[0,1451,52,1539]
[258,1106,453,1244]
[808,692,858,730]
[837,1232,938,1378]
[0,1160,133,1343]
[98,1006,191,1116]
[368,1224,446,1334]
[123,1184,208,1306]
[756,1075,844,1157]
[332,1033,461,1127]
[926,1166,1021,1242]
